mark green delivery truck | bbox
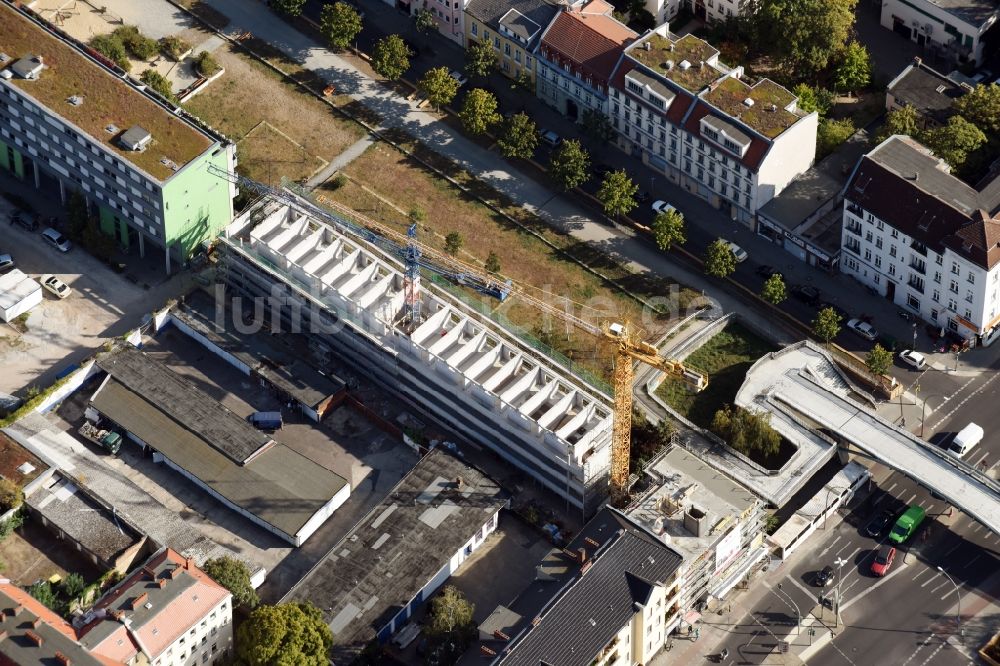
[888,505,926,544]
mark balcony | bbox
[846,202,863,217]
[910,240,928,256]
[908,278,925,294]
[844,240,861,255]
[845,223,863,237]
[909,259,926,275]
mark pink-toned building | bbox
[412,0,469,45]
[79,549,233,666]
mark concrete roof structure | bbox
[96,346,273,464]
[0,581,112,666]
[0,3,217,181]
[0,431,46,487]
[90,372,349,544]
[172,291,346,412]
[0,269,40,314]
[79,548,230,663]
[496,508,683,666]
[886,58,968,125]
[739,341,1000,534]
[625,447,761,564]
[465,0,558,49]
[283,448,508,663]
[27,471,144,565]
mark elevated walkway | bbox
[739,341,1000,535]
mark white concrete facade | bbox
[219,198,614,513]
[880,0,998,65]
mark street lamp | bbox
[834,556,849,627]
[919,393,946,438]
[937,566,964,638]
[774,583,801,635]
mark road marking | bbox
[840,579,860,597]
[921,571,942,588]
[963,554,980,569]
[930,581,949,595]
[974,451,989,467]
[841,560,909,612]
[787,575,816,601]
[906,492,917,504]
[912,568,929,581]
[971,524,982,533]
[943,543,962,557]
[931,370,1000,430]
[835,542,853,557]
[887,481,898,494]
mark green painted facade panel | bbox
[0,140,25,179]
[160,145,234,259]
[97,206,133,248]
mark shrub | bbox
[0,479,23,512]
[160,36,191,61]
[140,69,176,103]
[194,51,221,77]
[89,34,130,72]
[113,25,159,61]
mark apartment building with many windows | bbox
[841,135,1000,342]
[880,0,998,66]
[534,0,637,122]
[412,0,470,44]
[642,0,752,28]
[0,3,237,273]
[607,26,818,225]
[464,0,558,89]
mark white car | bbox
[847,318,878,341]
[898,349,926,370]
[41,274,71,299]
[448,70,468,87]
[725,241,748,263]
[651,200,676,214]
[0,254,13,274]
[41,227,72,252]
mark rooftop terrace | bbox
[631,33,723,93]
[703,76,801,139]
[0,2,214,181]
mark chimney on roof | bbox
[0,630,6,642]
[157,578,168,589]
[454,476,464,490]
[131,593,148,610]
[494,629,511,641]
[31,617,43,629]
[55,652,71,666]
[7,605,23,618]
[25,629,43,646]
[185,558,195,571]
[644,41,651,51]
[578,547,587,563]
[110,609,125,622]
[914,56,922,66]
[168,566,182,579]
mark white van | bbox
[948,422,983,458]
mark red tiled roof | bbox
[682,101,770,170]
[541,2,637,83]
[944,209,1000,268]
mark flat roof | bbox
[91,378,348,540]
[702,76,801,139]
[626,447,760,563]
[96,346,273,464]
[917,0,999,27]
[630,33,722,93]
[0,269,40,311]
[27,471,143,563]
[283,448,508,663]
[0,431,46,486]
[887,60,967,123]
[173,291,346,410]
[0,3,214,181]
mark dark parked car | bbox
[865,510,895,538]
[814,565,835,587]
[792,284,821,305]
[10,211,38,231]
[817,301,848,322]
[756,265,781,279]
[401,38,420,57]
[594,163,615,177]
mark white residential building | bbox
[880,0,999,66]
[79,548,234,666]
[608,26,818,225]
[841,135,1000,342]
[643,0,752,26]
[411,0,470,44]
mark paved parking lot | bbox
[0,202,192,396]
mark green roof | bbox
[630,33,721,93]
[703,76,801,139]
[0,4,213,181]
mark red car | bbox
[871,545,896,577]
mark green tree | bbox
[792,83,834,116]
[833,41,872,96]
[760,273,787,304]
[485,251,501,273]
[113,26,159,60]
[140,69,176,103]
[414,8,437,33]
[271,0,306,16]
[877,105,919,142]
[812,306,842,345]
[760,0,856,77]
[0,479,22,512]
[817,117,855,159]
[371,35,411,80]
[26,581,59,612]
[953,83,1000,136]
[65,190,89,240]
[459,88,501,135]
[597,169,638,220]
[320,2,363,50]
[60,573,86,599]
[465,40,498,78]
[236,602,333,666]
[418,66,460,110]
[89,34,130,72]
[704,239,737,278]
[711,405,781,457]
[865,343,893,377]
[581,108,616,141]
[203,556,259,610]
[920,115,987,169]
[444,232,463,255]
[496,112,539,159]
[194,50,221,76]
[548,139,590,191]
[651,208,686,251]
[511,70,533,92]
[427,585,475,636]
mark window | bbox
[931,309,938,321]
[933,289,940,303]
[471,22,477,35]
[877,220,884,230]
[504,43,511,56]
[950,280,959,293]
[948,298,958,311]
[891,229,899,239]
[875,237,883,249]
[965,309,973,320]
[889,246,896,258]
[934,271,942,284]
[968,272,975,284]
[864,249,872,261]
[936,255,943,265]
[908,294,920,309]
[889,264,896,276]
[952,262,960,275]
[966,290,974,303]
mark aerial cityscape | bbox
[0,0,998,663]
